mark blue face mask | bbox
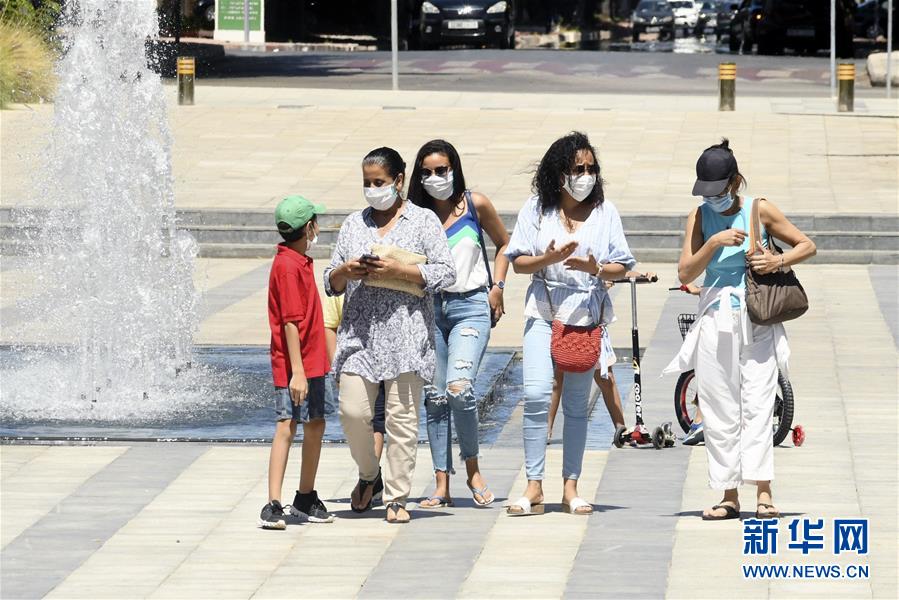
[702,192,734,213]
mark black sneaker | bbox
[292,490,335,523]
[258,500,287,530]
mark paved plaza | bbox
[2,71,898,598]
[2,258,897,598]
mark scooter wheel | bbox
[652,427,664,450]
[662,422,677,447]
[792,424,805,447]
[613,425,627,449]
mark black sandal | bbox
[755,503,780,519]
[702,503,740,521]
[385,502,410,524]
[351,476,376,513]
[372,469,384,502]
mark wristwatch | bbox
[493,280,505,290]
[594,263,605,277]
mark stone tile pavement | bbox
[1,81,896,598]
[1,263,896,599]
[3,88,897,219]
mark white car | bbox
[667,0,700,28]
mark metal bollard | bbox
[177,56,195,106]
[837,63,855,113]
[718,62,736,111]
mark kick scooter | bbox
[611,274,676,449]
[668,284,805,447]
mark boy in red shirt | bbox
[259,195,333,528]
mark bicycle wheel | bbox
[674,370,699,433]
[772,371,794,446]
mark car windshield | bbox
[637,1,670,10]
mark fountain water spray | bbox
[2,0,215,422]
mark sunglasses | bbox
[571,163,599,176]
[420,166,451,179]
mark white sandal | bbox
[506,496,545,516]
[562,497,593,515]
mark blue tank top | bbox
[701,196,768,308]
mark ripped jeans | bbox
[424,288,492,474]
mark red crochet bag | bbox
[541,276,603,373]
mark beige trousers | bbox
[338,372,424,505]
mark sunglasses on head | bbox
[420,166,451,179]
[571,163,599,176]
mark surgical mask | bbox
[364,183,398,211]
[702,192,734,213]
[563,174,596,202]
[422,171,455,200]
[306,227,318,251]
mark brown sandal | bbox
[755,503,780,519]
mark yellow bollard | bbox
[837,63,855,113]
[177,56,195,106]
[719,62,736,111]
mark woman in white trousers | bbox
[665,139,815,520]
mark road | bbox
[197,47,885,98]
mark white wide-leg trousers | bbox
[694,310,778,489]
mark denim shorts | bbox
[274,376,326,423]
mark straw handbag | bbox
[364,243,427,298]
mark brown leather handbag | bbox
[744,198,809,325]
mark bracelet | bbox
[779,256,785,271]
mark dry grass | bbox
[0,20,55,108]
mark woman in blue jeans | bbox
[408,139,510,508]
[505,132,635,516]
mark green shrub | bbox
[0,0,61,41]
[0,19,55,107]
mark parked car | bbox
[668,1,701,30]
[632,0,676,41]
[854,0,898,41]
[415,0,515,49]
[716,1,740,41]
[728,0,764,51]
[731,0,854,56]
[698,1,719,29]
[194,0,215,28]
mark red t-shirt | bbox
[268,244,330,387]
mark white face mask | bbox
[563,174,596,202]
[363,183,398,211]
[422,170,455,201]
[702,192,734,213]
[306,224,318,250]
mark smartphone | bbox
[360,253,380,263]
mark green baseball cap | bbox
[274,195,326,233]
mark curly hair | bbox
[532,131,604,213]
[407,139,468,211]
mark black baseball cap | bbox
[692,142,738,197]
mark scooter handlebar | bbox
[611,274,658,284]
